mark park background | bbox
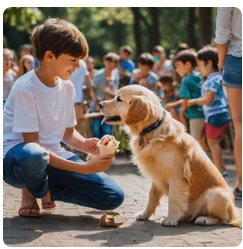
[3,7,217,67]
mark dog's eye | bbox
[117,96,122,102]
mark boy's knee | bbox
[104,188,125,210]
[21,143,50,174]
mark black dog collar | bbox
[139,110,166,146]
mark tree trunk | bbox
[150,7,160,49]
[187,7,197,48]
[131,7,142,60]
[198,7,212,46]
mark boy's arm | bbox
[22,132,113,174]
[187,91,215,106]
[179,99,188,130]
[63,127,99,156]
[165,99,183,110]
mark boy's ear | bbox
[45,50,55,61]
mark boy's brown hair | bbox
[103,52,120,64]
[174,49,197,68]
[197,46,219,71]
[31,18,89,61]
[138,53,154,69]
[119,45,132,55]
[153,45,165,54]
[159,73,173,85]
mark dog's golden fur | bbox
[100,85,241,228]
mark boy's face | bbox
[138,64,151,76]
[3,54,12,72]
[175,61,189,78]
[50,53,81,80]
[104,60,117,70]
[197,59,209,77]
[153,51,164,61]
[119,51,128,60]
[86,58,94,70]
[161,82,173,91]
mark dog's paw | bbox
[160,216,178,227]
[194,216,220,226]
[135,211,149,221]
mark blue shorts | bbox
[222,55,242,88]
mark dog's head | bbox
[99,85,164,133]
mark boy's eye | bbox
[117,96,122,102]
[71,59,76,62]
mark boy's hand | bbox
[164,104,172,111]
[82,138,100,156]
[86,154,115,173]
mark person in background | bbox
[119,45,135,74]
[18,44,33,58]
[131,53,160,95]
[215,7,242,199]
[69,60,93,140]
[17,54,35,78]
[174,49,205,142]
[3,48,17,109]
[9,49,19,74]
[187,46,230,177]
[85,56,97,80]
[92,52,120,139]
[158,73,180,121]
[152,45,173,75]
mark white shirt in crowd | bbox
[3,69,16,101]
[3,69,77,159]
[69,60,89,104]
[215,7,242,57]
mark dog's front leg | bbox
[136,182,166,221]
[161,179,189,227]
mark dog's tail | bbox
[229,206,242,229]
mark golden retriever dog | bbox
[99,85,241,228]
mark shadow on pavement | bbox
[3,214,234,247]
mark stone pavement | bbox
[3,150,242,247]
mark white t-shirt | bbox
[3,69,77,159]
[69,60,89,103]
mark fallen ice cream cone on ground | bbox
[97,135,120,156]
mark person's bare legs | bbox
[19,188,40,215]
[207,139,226,173]
[226,87,242,190]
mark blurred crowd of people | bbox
[3,8,242,199]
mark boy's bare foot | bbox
[18,188,42,217]
[41,191,56,210]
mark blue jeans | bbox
[3,143,124,210]
[223,55,242,88]
[91,116,113,139]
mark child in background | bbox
[187,46,230,177]
[92,52,120,139]
[132,53,159,95]
[158,73,180,121]
[119,45,135,74]
[17,54,35,78]
[152,45,173,75]
[3,48,17,108]
[85,56,97,80]
[174,49,205,142]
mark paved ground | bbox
[3,150,242,247]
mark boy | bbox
[131,53,160,95]
[174,49,205,142]
[119,45,135,74]
[152,45,173,75]
[91,52,120,139]
[187,46,230,177]
[3,48,17,109]
[158,73,180,120]
[3,18,124,217]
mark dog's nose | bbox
[99,102,104,109]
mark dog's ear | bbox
[125,95,155,125]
